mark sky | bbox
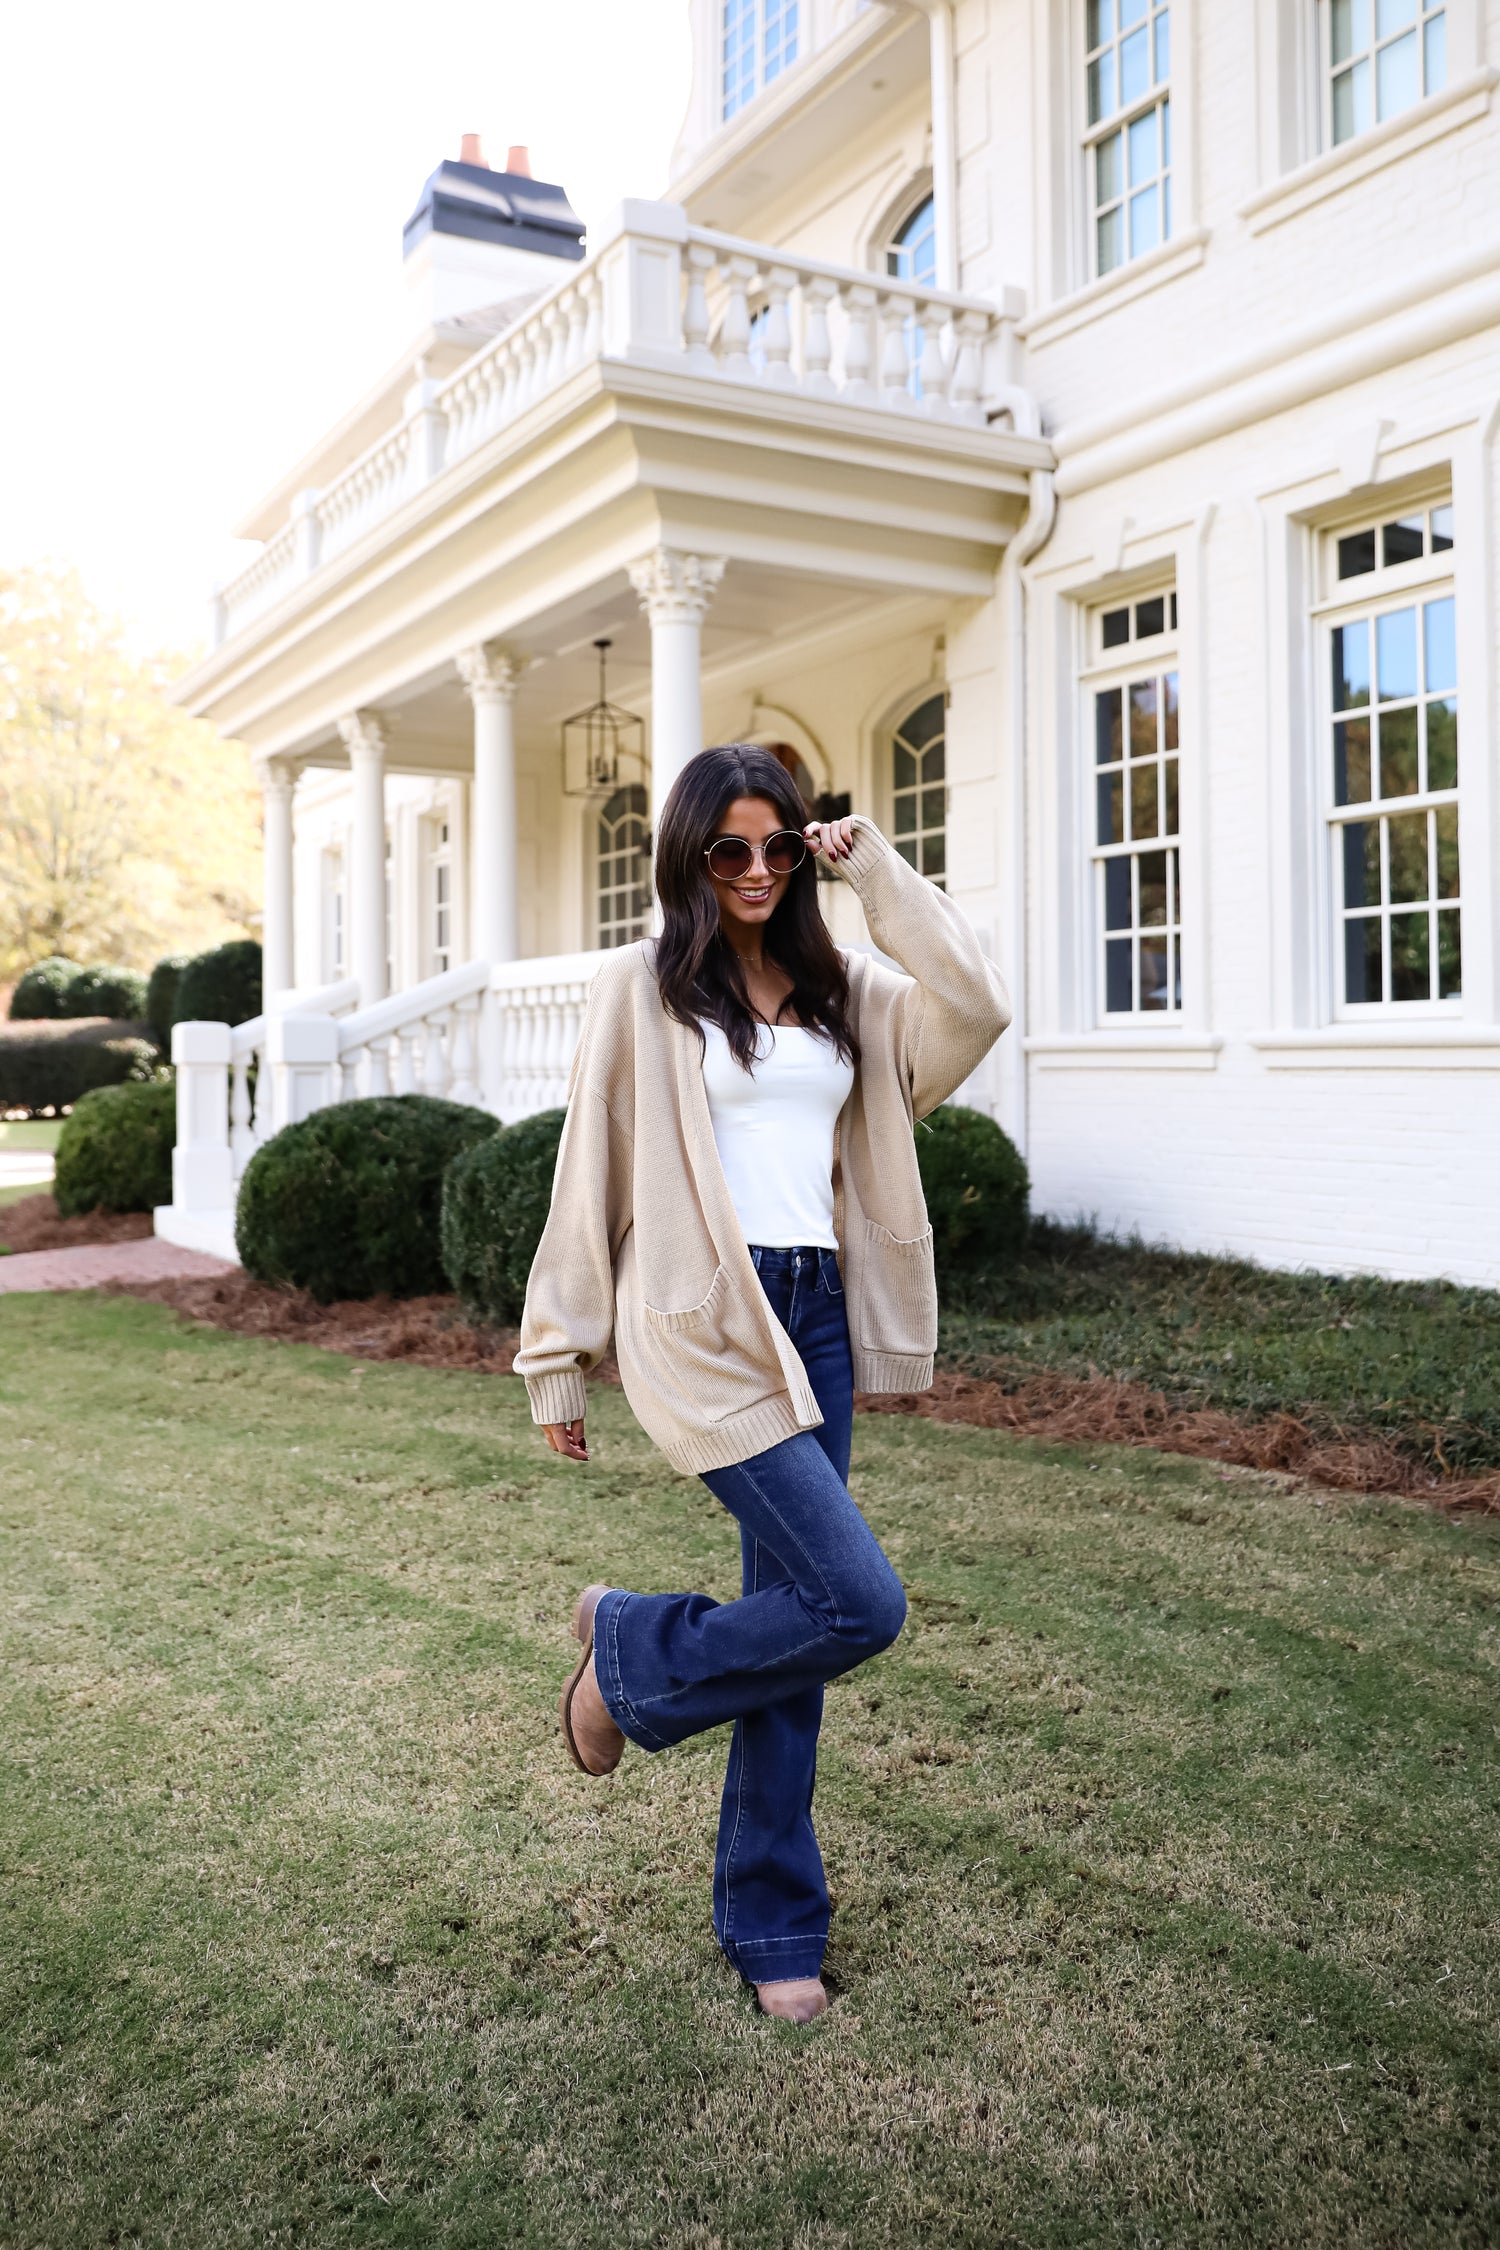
[0,0,692,653]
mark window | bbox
[429,819,453,975]
[723,0,799,121]
[323,849,345,978]
[1326,502,1458,1008]
[1086,0,1171,278]
[886,195,937,286]
[1326,0,1446,146]
[892,693,946,888]
[597,785,652,949]
[1090,593,1181,1016]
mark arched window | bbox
[886,194,937,286]
[597,784,651,949]
[892,693,946,888]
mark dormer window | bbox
[723,0,800,122]
[886,195,937,286]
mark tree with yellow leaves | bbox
[0,565,261,980]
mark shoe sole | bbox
[559,1584,621,1776]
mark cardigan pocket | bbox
[642,1263,731,1333]
[856,1220,938,1357]
[630,1263,782,1426]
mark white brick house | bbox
[167,0,1500,1287]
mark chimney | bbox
[507,145,532,178]
[402,142,586,330]
[459,133,488,169]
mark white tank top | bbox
[700,1020,855,1251]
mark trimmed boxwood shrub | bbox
[174,939,262,1030]
[237,1094,501,1302]
[53,1078,177,1216]
[68,964,149,1020]
[146,955,190,1050]
[440,1108,567,1326]
[10,957,86,1019]
[915,1102,1029,1300]
[0,1021,160,1116]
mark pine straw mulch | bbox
[99,1267,1500,1519]
[0,1193,153,1256]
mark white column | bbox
[338,710,389,1005]
[628,549,726,835]
[916,0,960,291]
[457,645,522,964]
[258,758,295,1002]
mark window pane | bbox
[920,786,946,832]
[1429,502,1454,551]
[1375,0,1416,33]
[895,836,919,871]
[1163,672,1179,749]
[1334,716,1372,804]
[1332,58,1372,140]
[1378,705,1419,798]
[1130,762,1159,841]
[1344,914,1382,1003]
[1337,529,1377,580]
[902,693,945,750]
[1437,906,1461,997]
[1139,936,1169,1010]
[924,735,946,782]
[1121,25,1151,104]
[1376,28,1419,116]
[1154,7,1170,80]
[1427,697,1458,790]
[1127,105,1158,179]
[1097,206,1124,274]
[1332,619,1370,708]
[1387,810,1429,902]
[1423,595,1456,693]
[1389,908,1430,1001]
[1382,515,1425,567]
[1096,688,1123,763]
[1119,0,1148,25]
[1343,820,1380,909]
[1105,937,1133,1012]
[893,742,916,790]
[1164,757,1179,834]
[1102,606,1131,648]
[1088,0,1114,48]
[894,793,917,837]
[1136,595,1165,638]
[1129,680,1158,755]
[921,832,946,880]
[1139,850,1169,923]
[1096,130,1123,202]
[1089,51,1117,124]
[1129,185,1160,257]
[1425,10,1447,92]
[1376,607,1417,699]
[1104,856,1132,930]
[1435,803,1460,898]
[1098,773,1124,846]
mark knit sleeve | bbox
[513,966,635,1425]
[837,816,1011,1118]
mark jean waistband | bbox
[749,1245,840,1273]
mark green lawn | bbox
[3,1294,1497,2248]
[0,1119,64,1150]
[945,1221,1500,1479]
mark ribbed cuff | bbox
[525,1369,589,1426]
[840,816,894,886]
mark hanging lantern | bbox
[560,638,645,798]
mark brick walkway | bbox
[0,1239,235,1294]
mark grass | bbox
[943,1221,1500,1478]
[2,1292,1498,2248]
[0,1119,64,1149]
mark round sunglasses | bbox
[703,829,808,881]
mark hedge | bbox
[236,1095,501,1302]
[0,1021,161,1117]
[9,957,148,1021]
[174,940,262,1030]
[440,1108,567,1326]
[915,1102,1029,1300]
[53,1078,177,1216]
[146,956,190,1050]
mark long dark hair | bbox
[653,743,859,1073]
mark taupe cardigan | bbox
[515,817,1011,1474]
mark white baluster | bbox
[338,1048,361,1102]
[683,244,716,373]
[449,998,481,1107]
[495,994,519,1121]
[393,1025,418,1095]
[949,309,988,426]
[802,276,837,397]
[252,1038,272,1144]
[762,266,797,389]
[230,1053,254,1176]
[544,301,569,390]
[581,270,604,363]
[840,283,878,403]
[422,1013,451,1099]
[564,282,589,373]
[878,296,914,409]
[543,992,568,1106]
[720,257,757,380]
[916,301,952,418]
[367,1036,392,1097]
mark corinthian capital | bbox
[337,709,387,761]
[456,643,522,705]
[628,549,726,627]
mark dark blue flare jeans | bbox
[591,1246,906,1986]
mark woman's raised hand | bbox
[543,1418,589,1462]
[803,815,856,864]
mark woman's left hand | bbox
[803,815,856,864]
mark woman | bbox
[515,744,1009,2024]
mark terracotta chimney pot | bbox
[460,133,488,168]
[507,144,532,177]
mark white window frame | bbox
[1321,0,1447,150]
[1084,589,1184,1023]
[322,847,345,981]
[595,784,652,951]
[426,816,454,978]
[721,0,800,122]
[1316,499,1460,1018]
[1083,0,1173,280]
[889,689,948,891]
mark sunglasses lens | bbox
[764,832,806,874]
[708,838,754,879]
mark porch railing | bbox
[213,202,1026,644]
[167,951,607,1229]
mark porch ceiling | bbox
[179,355,1048,765]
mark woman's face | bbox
[709,794,795,942]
